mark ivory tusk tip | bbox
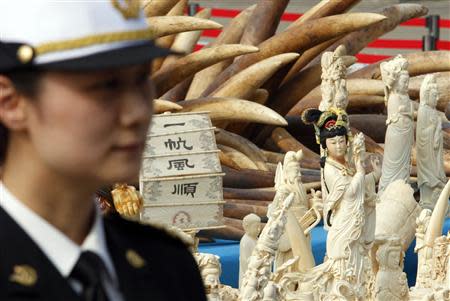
[153,99,183,113]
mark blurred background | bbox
[190,0,450,63]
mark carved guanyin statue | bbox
[416,74,447,210]
[378,55,414,194]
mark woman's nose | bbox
[120,90,153,128]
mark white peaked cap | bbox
[0,0,172,71]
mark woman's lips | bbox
[112,142,144,153]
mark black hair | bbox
[302,108,348,168]
[319,126,348,168]
[0,69,42,165]
[301,108,322,124]
[319,126,348,149]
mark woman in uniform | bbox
[0,2,206,300]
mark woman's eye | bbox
[88,78,120,91]
[136,72,150,85]
[101,79,120,90]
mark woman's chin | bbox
[329,154,346,162]
[100,167,140,185]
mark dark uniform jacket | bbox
[0,208,207,301]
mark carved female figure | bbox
[378,55,414,194]
[416,74,446,210]
[302,109,380,298]
[322,130,367,286]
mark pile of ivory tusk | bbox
[142,0,450,241]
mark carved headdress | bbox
[301,107,350,147]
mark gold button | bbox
[17,45,34,64]
[9,265,38,286]
[126,249,146,269]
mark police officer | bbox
[0,1,206,300]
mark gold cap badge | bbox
[126,249,146,269]
[9,265,38,286]
[17,45,34,64]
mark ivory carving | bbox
[416,74,447,211]
[195,253,240,301]
[375,180,422,251]
[277,133,376,300]
[269,150,320,271]
[378,55,414,194]
[318,45,355,197]
[319,45,349,112]
[373,236,409,301]
[414,209,433,289]
[431,235,449,291]
[240,193,295,301]
[410,180,450,299]
[189,52,450,301]
[240,214,262,288]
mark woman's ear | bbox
[0,75,27,130]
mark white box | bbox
[149,112,212,136]
[141,150,221,178]
[140,202,224,230]
[144,128,217,156]
[140,173,224,204]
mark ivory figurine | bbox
[269,151,309,218]
[416,74,447,210]
[194,253,239,301]
[322,132,375,298]
[269,150,318,271]
[318,45,354,177]
[239,213,262,288]
[378,55,414,194]
[414,209,434,289]
[410,235,450,300]
[277,123,377,300]
[319,45,348,111]
[374,237,409,301]
[431,235,449,291]
[240,193,294,301]
[410,180,450,299]
[375,180,422,251]
[422,289,450,301]
[302,108,379,256]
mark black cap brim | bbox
[36,41,177,71]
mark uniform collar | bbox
[0,182,118,283]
